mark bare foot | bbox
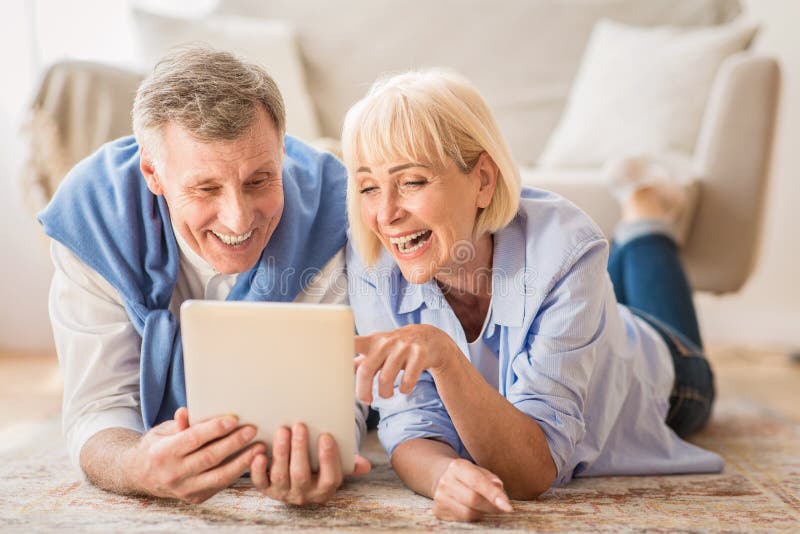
[621,184,687,223]
[605,155,699,244]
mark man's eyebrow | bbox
[248,167,280,179]
[356,163,429,174]
[183,161,280,184]
[184,175,218,185]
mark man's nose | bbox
[218,190,254,234]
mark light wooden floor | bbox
[1,345,799,431]
[0,350,62,428]
[708,344,800,422]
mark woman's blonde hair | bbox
[341,69,521,265]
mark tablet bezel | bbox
[180,300,357,474]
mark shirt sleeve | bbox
[48,241,145,469]
[505,236,609,481]
[373,372,464,458]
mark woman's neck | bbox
[435,234,494,342]
[435,233,494,297]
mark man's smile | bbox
[210,229,254,246]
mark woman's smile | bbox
[387,229,434,258]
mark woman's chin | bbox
[386,232,438,280]
[398,264,436,285]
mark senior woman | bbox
[343,70,723,522]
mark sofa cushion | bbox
[522,155,702,244]
[216,0,741,166]
[131,8,321,142]
[538,18,757,167]
[520,167,620,237]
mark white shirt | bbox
[49,232,365,468]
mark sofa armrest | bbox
[684,51,780,294]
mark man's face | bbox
[142,107,285,275]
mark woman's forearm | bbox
[390,438,460,498]
[355,324,556,498]
[430,356,556,499]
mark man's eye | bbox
[247,179,267,188]
[197,186,219,193]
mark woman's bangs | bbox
[352,93,444,169]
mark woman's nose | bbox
[376,189,405,226]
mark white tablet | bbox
[180,300,356,474]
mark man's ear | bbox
[140,149,164,196]
[474,152,499,209]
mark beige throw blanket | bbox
[21,60,143,214]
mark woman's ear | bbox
[140,149,164,196]
[474,152,499,209]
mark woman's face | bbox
[355,154,497,284]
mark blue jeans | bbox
[608,233,715,438]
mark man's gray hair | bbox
[132,45,286,165]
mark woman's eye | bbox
[359,186,378,195]
[402,180,427,188]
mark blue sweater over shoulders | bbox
[40,135,348,428]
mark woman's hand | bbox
[432,458,513,522]
[354,324,462,403]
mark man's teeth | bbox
[212,229,253,245]
[388,230,431,253]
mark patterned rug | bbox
[0,397,798,533]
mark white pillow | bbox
[538,18,758,168]
[131,8,321,142]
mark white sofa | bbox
[24,0,779,294]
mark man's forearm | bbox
[391,438,459,498]
[79,428,144,496]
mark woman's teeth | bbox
[389,230,431,253]
[212,229,253,246]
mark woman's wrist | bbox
[429,341,471,385]
[392,438,459,499]
[429,457,458,497]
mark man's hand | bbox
[250,422,371,505]
[124,407,265,503]
[432,459,513,522]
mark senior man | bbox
[39,46,368,505]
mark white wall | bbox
[0,0,136,351]
[695,0,800,349]
[0,1,53,352]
